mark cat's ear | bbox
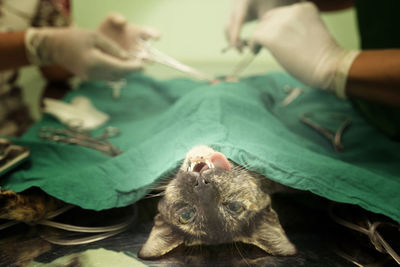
[138,213,184,259]
[237,208,296,256]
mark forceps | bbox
[38,126,122,157]
[228,43,262,79]
[132,39,214,82]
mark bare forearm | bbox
[0,32,31,71]
[0,32,72,81]
[346,50,400,107]
[308,0,353,11]
[40,66,73,82]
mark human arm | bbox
[24,27,145,81]
[0,28,142,81]
[346,50,400,107]
[0,7,72,80]
[0,32,30,71]
[308,0,353,11]
[39,65,73,82]
[0,32,70,82]
[250,2,400,107]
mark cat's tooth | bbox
[187,162,194,172]
[205,160,214,169]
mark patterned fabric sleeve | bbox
[0,0,72,137]
[31,0,71,28]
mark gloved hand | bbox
[251,2,359,98]
[98,13,160,53]
[225,0,298,51]
[25,27,142,81]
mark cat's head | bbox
[138,146,296,259]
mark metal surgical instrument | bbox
[299,113,352,152]
[38,126,122,157]
[228,43,262,79]
[281,86,304,107]
[133,39,214,82]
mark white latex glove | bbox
[251,2,359,98]
[25,27,143,81]
[225,0,298,51]
[98,13,160,53]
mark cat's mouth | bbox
[187,159,214,174]
[187,152,231,173]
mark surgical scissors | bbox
[227,43,262,79]
[132,39,214,82]
[38,126,122,157]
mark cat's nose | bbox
[194,175,216,201]
[194,175,210,188]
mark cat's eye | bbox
[179,208,195,224]
[227,202,244,213]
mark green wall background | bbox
[21,0,360,119]
[73,0,359,75]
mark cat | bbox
[138,145,297,259]
[0,187,62,223]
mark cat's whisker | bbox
[230,165,242,171]
[151,184,169,190]
[238,161,255,170]
[141,186,165,191]
[230,166,243,174]
[197,243,203,257]
[139,179,170,191]
[150,169,179,185]
[142,195,158,199]
[234,241,250,267]
[143,192,165,199]
[144,176,175,191]
[240,158,260,169]
[233,162,254,172]
[154,177,173,185]
[186,243,200,262]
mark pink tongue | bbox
[199,165,209,173]
[210,152,230,171]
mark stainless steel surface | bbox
[1,192,392,267]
